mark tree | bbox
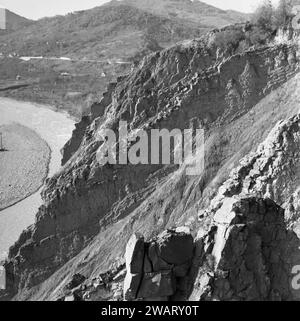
[252,0,274,31]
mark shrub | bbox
[213,29,244,53]
[247,0,293,47]
[252,0,274,32]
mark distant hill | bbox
[0,8,32,32]
[0,0,248,59]
[123,0,249,27]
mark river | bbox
[0,98,75,259]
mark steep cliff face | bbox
[4,31,300,300]
[61,82,117,166]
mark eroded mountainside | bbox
[4,24,300,300]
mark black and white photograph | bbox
[0,0,300,308]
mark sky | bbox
[0,0,280,20]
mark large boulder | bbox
[123,228,194,301]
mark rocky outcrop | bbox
[202,113,300,212]
[124,228,194,301]
[190,197,300,301]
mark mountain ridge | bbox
[121,0,250,24]
[0,0,248,59]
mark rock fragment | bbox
[124,228,194,301]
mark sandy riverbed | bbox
[0,123,51,210]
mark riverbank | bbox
[0,98,75,257]
[0,123,51,211]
